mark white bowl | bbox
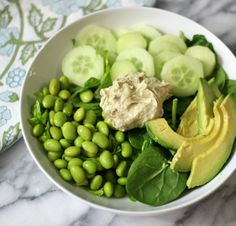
[20,7,236,215]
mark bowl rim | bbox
[20,6,236,216]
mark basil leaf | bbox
[126,144,187,206]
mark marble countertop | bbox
[1,0,236,225]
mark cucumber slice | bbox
[154,51,181,79]
[161,55,204,96]
[148,39,182,56]
[185,45,216,77]
[75,25,116,61]
[116,32,147,53]
[62,45,104,86]
[114,28,132,38]
[110,60,138,81]
[131,23,161,40]
[117,47,155,76]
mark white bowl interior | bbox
[21,7,236,215]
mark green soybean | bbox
[54,112,67,127]
[104,170,116,183]
[54,159,67,169]
[42,87,49,95]
[42,95,55,109]
[99,150,113,169]
[121,141,133,158]
[68,158,83,169]
[82,160,97,174]
[49,126,62,140]
[84,123,96,132]
[64,156,73,161]
[70,165,86,184]
[115,131,125,143]
[117,177,127,185]
[60,168,72,181]
[54,98,64,112]
[82,141,98,157]
[44,139,62,152]
[90,175,103,190]
[113,184,126,198]
[59,89,71,100]
[64,146,81,157]
[62,122,77,140]
[103,181,114,197]
[63,102,73,116]
[60,138,71,148]
[116,160,127,177]
[73,107,85,122]
[96,121,109,136]
[47,151,62,161]
[49,110,55,125]
[72,121,79,128]
[49,79,60,96]
[80,90,94,103]
[32,124,44,137]
[83,110,96,125]
[59,75,70,90]
[74,136,84,147]
[92,132,109,149]
[77,125,92,141]
[113,154,119,168]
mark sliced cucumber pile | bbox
[61,23,217,96]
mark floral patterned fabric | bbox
[0,0,156,153]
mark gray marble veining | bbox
[1,0,236,225]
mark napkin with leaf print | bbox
[0,0,156,153]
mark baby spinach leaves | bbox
[126,143,187,206]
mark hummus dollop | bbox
[100,73,172,131]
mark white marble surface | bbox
[2,0,236,225]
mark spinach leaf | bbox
[74,102,102,116]
[126,144,188,206]
[211,66,227,91]
[172,98,178,130]
[222,79,236,104]
[128,128,149,149]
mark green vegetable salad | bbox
[29,24,236,206]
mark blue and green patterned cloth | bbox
[0,0,156,153]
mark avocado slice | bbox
[171,97,223,172]
[146,117,214,150]
[187,95,236,188]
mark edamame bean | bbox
[44,139,62,152]
[79,89,94,103]
[116,160,127,177]
[90,175,103,190]
[115,131,125,143]
[59,89,71,100]
[82,141,98,157]
[104,170,116,183]
[113,154,119,168]
[84,123,96,132]
[73,107,85,122]
[64,146,81,157]
[54,159,67,169]
[113,184,126,198]
[42,87,49,95]
[77,125,92,141]
[59,75,70,90]
[60,138,71,148]
[72,121,79,128]
[42,94,55,109]
[82,160,97,174]
[32,124,44,137]
[54,98,64,112]
[83,110,96,125]
[92,132,109,149]
[86,173,95,179]
[121,141,132,158]
[47,151,62,162]
[49,79,60,96]
[68,158,83,169]
[103,181,114,197]
[99,150,113,169]
[54,112,67,127]
[49,110,55,125]
[70,165,86,184]
[74,136,84,147]
[60,168,72,181]
[49,126,62,140]
[96,121,109,136]
[64,156,73,161]
[62,122,77,140]
[63,102,73,116]
[117,177,127,185]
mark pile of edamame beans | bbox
[30,75,134,198]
